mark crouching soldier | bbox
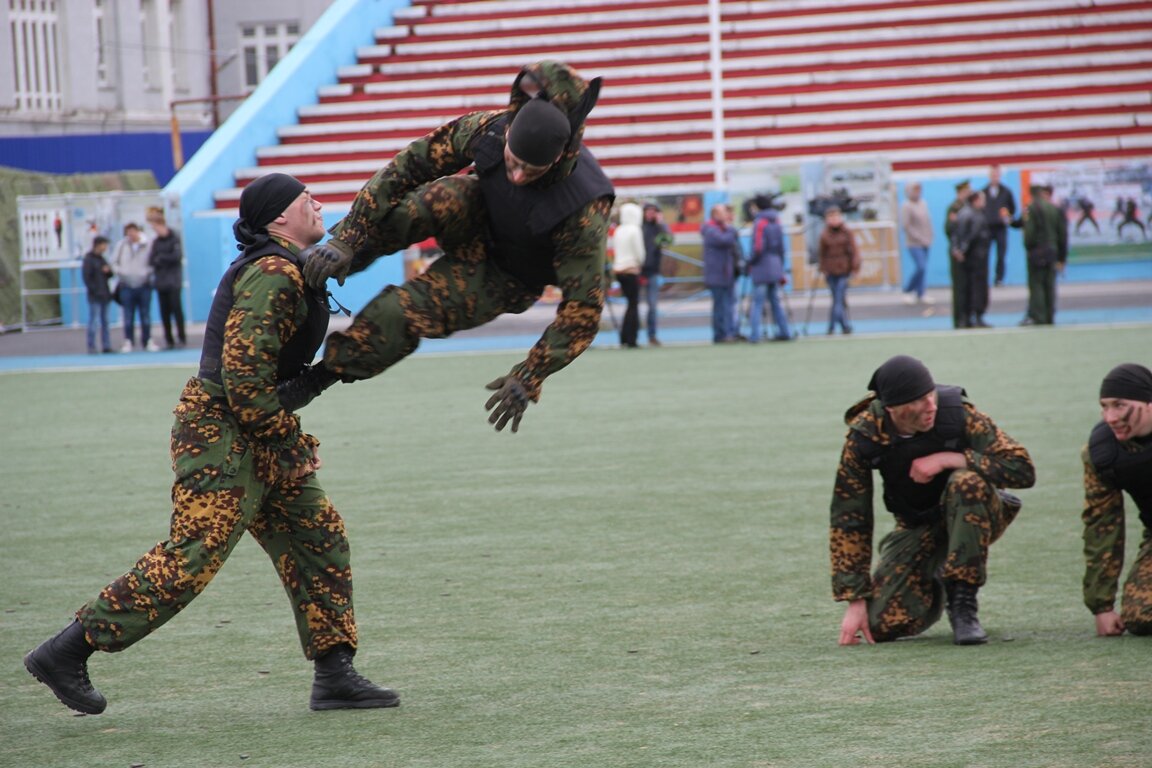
[831,355,1036,646]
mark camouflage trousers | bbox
[868,470,1020,642]
[1118,530,1152,635]
[324,175,540,381]
[76,379,358,660]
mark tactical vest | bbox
[854,385,968,526]
[198,241,329,385]
[1088,420,1152,529]
[473,117,614,289]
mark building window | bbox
[241,21,299,92]
[8,0,62,112]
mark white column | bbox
[707,0,725,190]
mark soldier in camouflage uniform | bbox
[24,173,398,715]
[1080,363,1152,637]
[1020,183,1068,326]
[831,355,1035,646]
[282,60,615,432]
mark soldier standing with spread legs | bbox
[1081,363,1152,637]
[280,60,614,432]
[24,173,397,715]
[831,355,1035,646]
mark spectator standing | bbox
[817,206,860,335]
[611,202,644,348]
[640,202,673,347]
[899,181,934,307]
[982,164,1016,287]
[111,222,158,352]
[701,203,742,343]
[1081,363,1152,637]
[147,206,187,349]
[748,206,793,341]
[81,236,113,354]
[950,190,992,328]
[944,180,970,329]
[832,355,1035,646]
[1020,184,1068,326]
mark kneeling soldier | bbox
[1081,363,1152,637]
[831,355,1036,645]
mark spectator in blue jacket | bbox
[748,206,794,342]
[701,203,742,343]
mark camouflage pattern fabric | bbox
[322,61,611,402]
[1080,444,1152,633]
[830,394,1035,641]
[866,472,1021,640]
[77,247,357,660]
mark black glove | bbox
[277,363,339,412]
[302,239,354,292]
[484,375,529,433]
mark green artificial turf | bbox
[2,326,1150,768]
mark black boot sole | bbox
[310,696,400,711]
[23,651,107,715]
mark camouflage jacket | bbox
[181,237,319,483]
[1080,441,1149,614]
[330,61,612,400]
[830,393,1035,602]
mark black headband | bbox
[1100,363,1152,403]
[507,98,571,166]
[233,173,306,250]
[868,355,936,407]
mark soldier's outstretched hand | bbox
[484,375,529,433]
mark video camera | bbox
[741,191,786,222]
[807,187,860,218]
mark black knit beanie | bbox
[233,173,306,250]
[1099,363,1152,403]
[868,355,936,407]
[507,98,571,166]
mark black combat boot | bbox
[310,644,400,711]
[24,620,107,715]
[945,582,989,645]
[277,363,339,412]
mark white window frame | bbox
[9,0,63,112]
[240,20,299,93]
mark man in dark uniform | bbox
[285,60,614,433]
[24,173,398,715]
[1080,363,1152,637]
[1020,183,1068,326]
[950,190,993,328]
[982,164,1016,287]
[944,180,970,329]
[831,355,1035,646]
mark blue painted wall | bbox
[0,131,211,186]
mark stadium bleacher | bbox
[214,0,1152,208]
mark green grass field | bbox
[3,326,1150,768]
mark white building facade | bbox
[0,0,330,139]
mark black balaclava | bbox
[507,98,571,166]
[1100,363,1152,403]
[868,355,936,407]
[232,173,305,251]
